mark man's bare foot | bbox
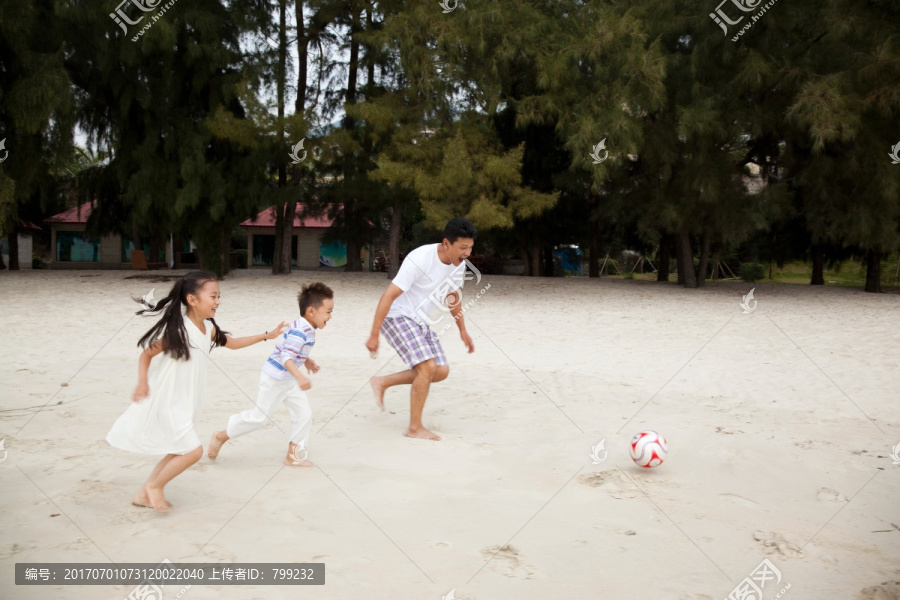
[283,457,315,467]
[404,427,441,441]
[207,431,228,460]
[132,488,172,509]
[370,376,386,411]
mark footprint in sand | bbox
[479,544,536,579]
[753,530,806,559]
[857,581,900,600]
[577,471,638,499]
[816,487,849,502]
[718,493,759,508]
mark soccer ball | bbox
[630,430,667,468]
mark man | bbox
[365,218,477,440]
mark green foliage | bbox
[739,262,766,283]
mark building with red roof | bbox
[240,203,351,268]
[44,201,176,269]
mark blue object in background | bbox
[320,240,348,267]
[553,245,583,275]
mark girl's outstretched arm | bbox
[133,340,165,402]
[224,321,288,350]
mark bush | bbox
[739,262,765,282]
[32,256,47,269]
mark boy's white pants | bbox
[226,372,312,448]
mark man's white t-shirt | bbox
[388,244,465,325]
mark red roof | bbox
[45,201,95,224]
[240,204,333,229]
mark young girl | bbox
[107,271,286,513]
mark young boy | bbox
[207,282,334,466]
[365,218,476,441]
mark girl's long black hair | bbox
[135,271,229,360]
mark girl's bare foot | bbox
[133,484,170,512]
[132,487,173,509]
[404,427,441,441]
[370,377,386,411]
[207,431,228,460]
[283,457,315,467]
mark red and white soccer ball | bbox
[630,430,668,468]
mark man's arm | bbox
[365,283,405,355]
[446,290,474,353]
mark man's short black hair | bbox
[443,218,476,244]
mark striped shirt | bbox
[262,316,316,380]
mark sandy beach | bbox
[1,269,898,600]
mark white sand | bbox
[1,269,898,600]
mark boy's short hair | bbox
[298,282,334,316]
[443,217,477,244]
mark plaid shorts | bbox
[381,315,448,369]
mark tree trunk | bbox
[588,216,600,277]
[173,234,182,269]
[810,245,824,285]
[677,229,696,287]
[280,202,295,272]
[8,221,19,270]
[530,238,541,276]
[294,1,307,116]
[273,205,285,274]
[272,0,290,275]
[695,231,711,287]
[388,197,402,279]
[220,225,231,277]
[342,9,362,272]
[864,248,882,293]
[543,243,554,277]
[657,235,670,282]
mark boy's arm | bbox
[365,283,404,354]
[224,321,287,350]
[283,359,312,390]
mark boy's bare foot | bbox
[370,376,385,411]
[207,431,227,460]
[404,427,441,441]
[283,458,315,467]
[132,488,173,509]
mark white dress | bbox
[107,318,213,455]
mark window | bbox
[252,234,297,266]
[56,231,99,262]
[121,235,166,263]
